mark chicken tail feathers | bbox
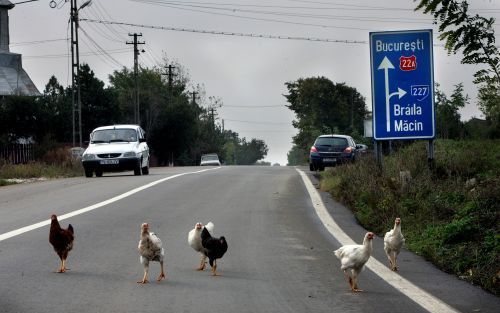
[333,248,343,260]
[205,222,214,233]
[68,224,74,235]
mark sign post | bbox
[370,29,435,167]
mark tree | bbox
[77,64,121,139]
[287,144,308,166]
[415,0,500,135]
[434,83,467,139]
[284,76,368,160]
[40,76,71,142]
[0,96,40,142]
[235,138,268,165]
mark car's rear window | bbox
[314,137,348,147]
[201,155,219,161]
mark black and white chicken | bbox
[384,217,405,271]
[188,222,214,270]
[201,226,228,276]
[334,232,374,292]
[137,223,166,284]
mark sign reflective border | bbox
[370,29,435,140]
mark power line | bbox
[80,19,368,44]
[23,48,129,59]
[224,104,286,108]
[131,0,412,12]
[126,2,372,31]
[80,26,125,67]
[10,38,67,46]
[133,0,432,24]
[224,118,291,125]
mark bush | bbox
[320,139,500,295]
[0,147,83,179]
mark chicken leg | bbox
[388,252,398,271]
[138,269,149,284]
[351,271,363,292]
[197,254,206,271]
[343,270,363,292]
[55,258,70,273]
[157,261,166,281]
[211,260,218,276]
[392,253,398,271]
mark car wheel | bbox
[141,160,149,175]
[309,163,315,171]
[134,159,142,176]
[95,169,103,177]
[84,168,93,178]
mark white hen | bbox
[137,223,166,284]
[334,232,374,292]
[384,217,405,271]
[188,222,214,270]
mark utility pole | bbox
[210,107,215,129]
[190,91,198,105]
[162,64,177,88]
[126,33,145,125]
[49,0,91,147]
[70,0,82,147]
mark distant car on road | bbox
[309,134,361,171]
[200,153,221,166]
[81,125,150,177]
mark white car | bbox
[81,125,150,177]
[200,153,221,166]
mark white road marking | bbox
[296,168,461,313]
[0,168,219,242]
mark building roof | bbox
[0,52,40,96]
[0,0,40,96]
[0,1,14,9]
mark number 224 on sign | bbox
[400,55,417,71]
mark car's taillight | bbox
[310,146,318,153]
[343,146,353,153]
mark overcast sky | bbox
[8,0,499,165]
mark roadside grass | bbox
[319,139,500,296]
[0,147,83,181]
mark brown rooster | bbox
[49,214,74,273]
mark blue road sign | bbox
[370,29,435,140]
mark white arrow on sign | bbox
[378,56,407,132]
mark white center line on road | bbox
[0,168,220,242]
[296,168,461,313]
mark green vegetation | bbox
[415,0,500,136]
[0,148,84,181]
[319,139,500,295]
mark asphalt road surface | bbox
[0,166,498,313]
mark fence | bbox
[0,143,35,164]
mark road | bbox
[0,166,498,313]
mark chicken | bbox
[137,223,166,284]
[334,232,374,292]
[49,214,74,273]
[201,227,228,276]
[384,217,405,271]
[188,222,214,270]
